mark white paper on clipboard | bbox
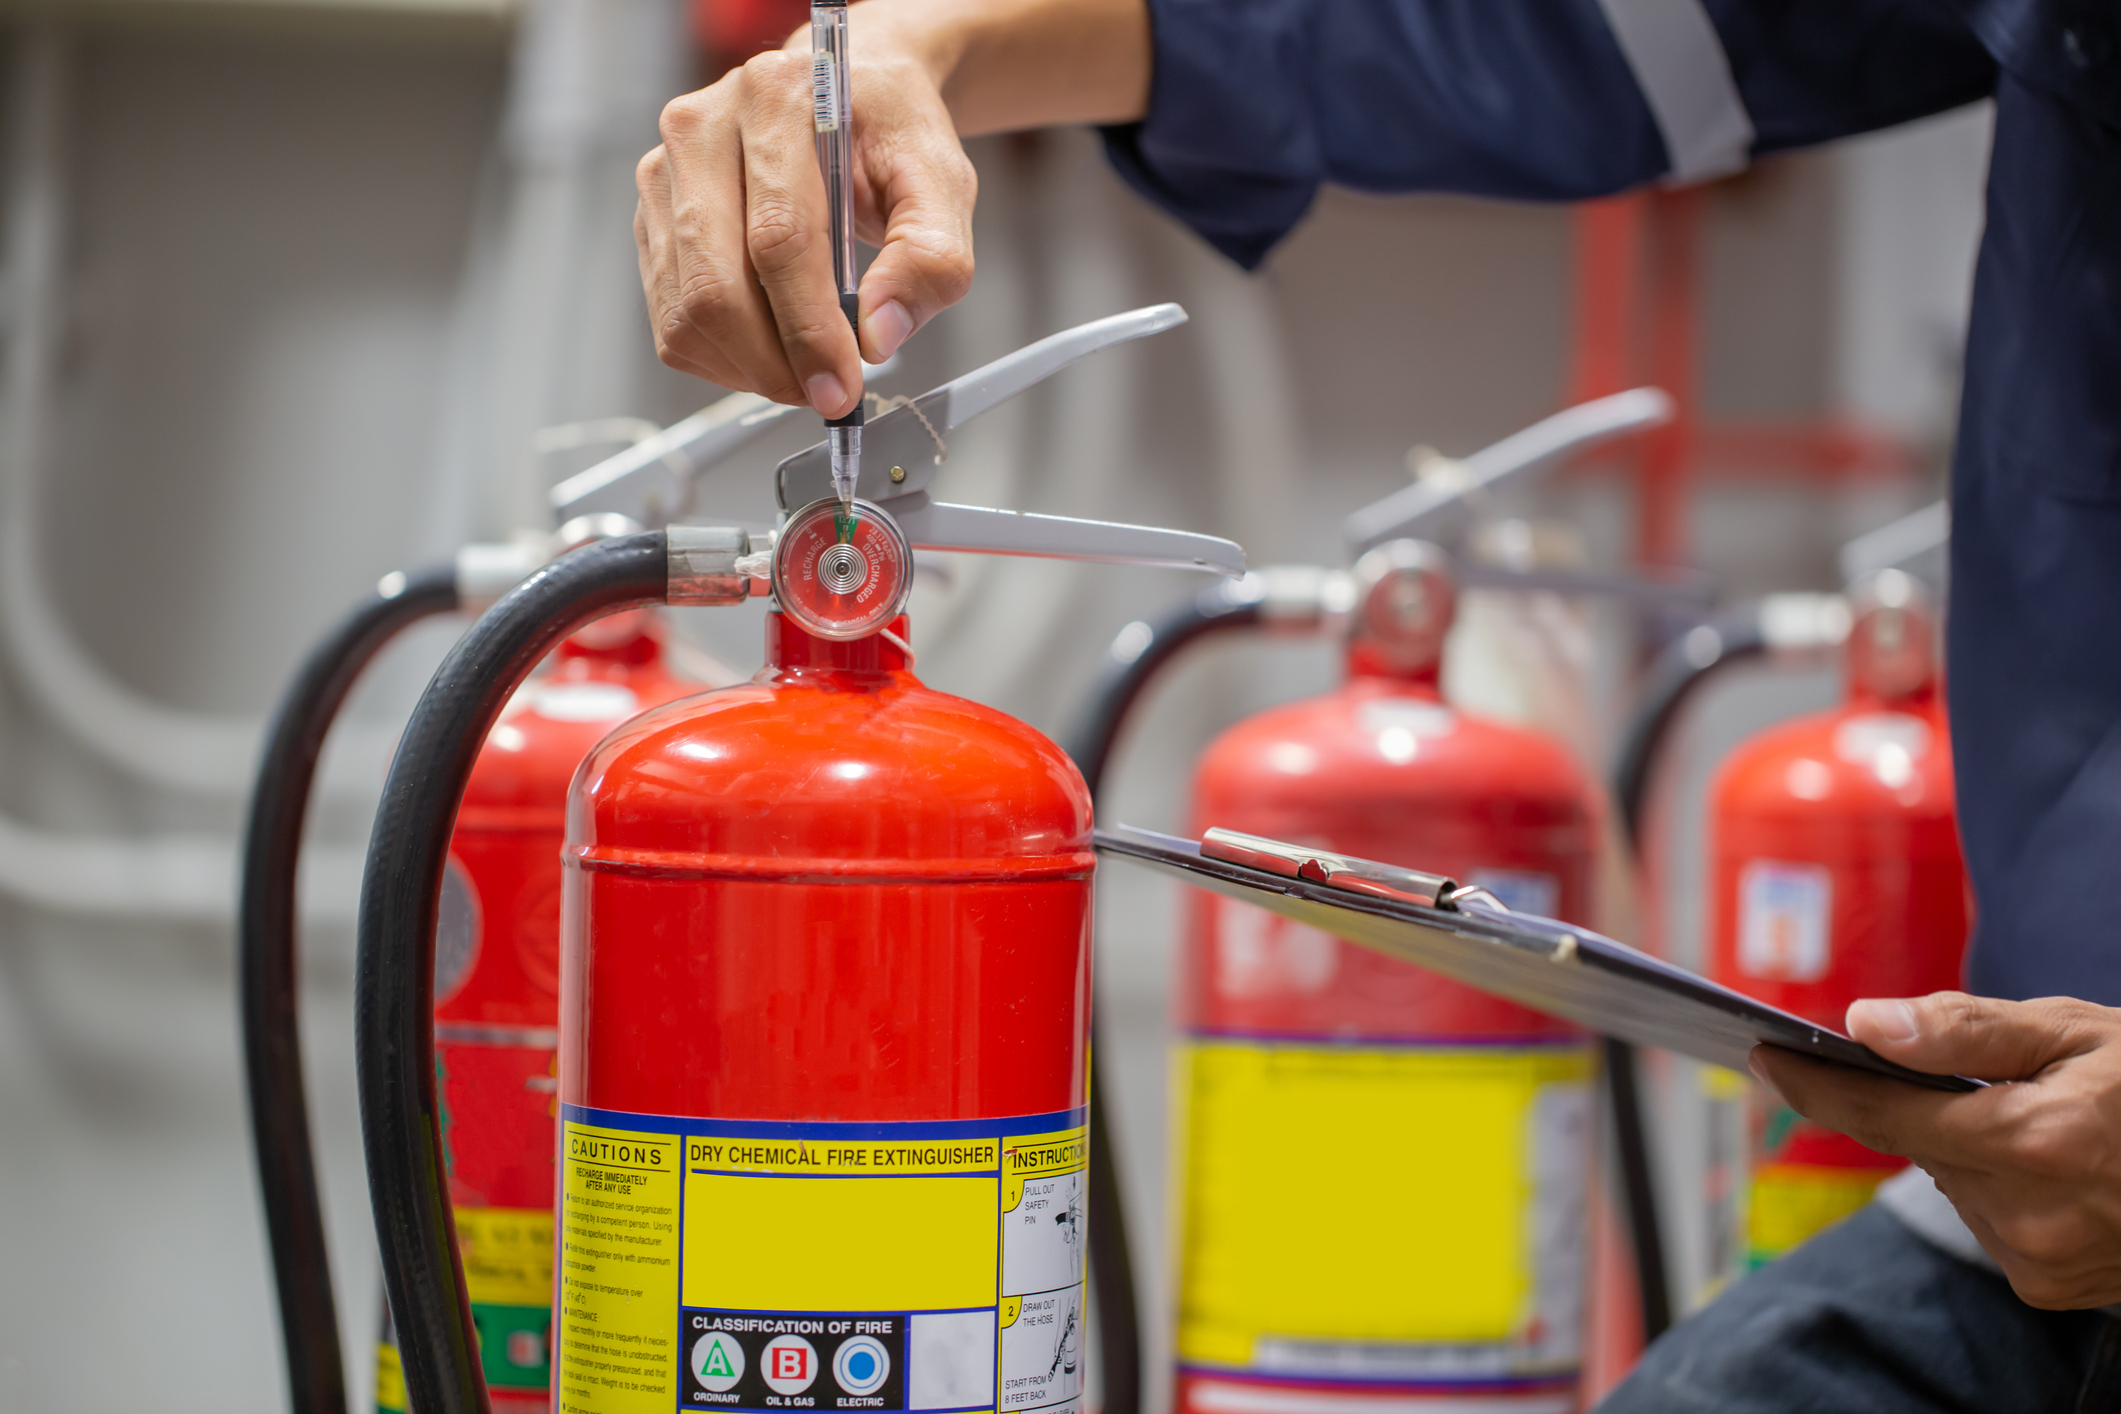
[1096,824,1974,1093]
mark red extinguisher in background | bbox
[1703,570,1963,1280]
[349,307,1245,1414]
[243,396,800,1414]
[1175,541,1598,1414]
[1607,517,1963,1302]
[1064,389,1687,1414]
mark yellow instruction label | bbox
[557,1124,683,1414]
[1174,1039,1590,1381]
[458,1205,556,1308]
[557,1105,1088,1414]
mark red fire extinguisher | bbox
[375,610,706,1414]
[350,307,1244,1414]
[244,397,796,1414]
[1171,541,1600,1414]
[1062,389,1684,1397]
[1702,570,1964,1280]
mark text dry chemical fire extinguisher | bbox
[352,307,1244,1414]
[243,395,800,1414]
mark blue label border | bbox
[561,1102,1088,1143]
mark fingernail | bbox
[805,372,848,416]
[1853,998,1921,1043]
[866,300,914,361]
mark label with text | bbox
[557,1106,1088,1414]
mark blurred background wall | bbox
[0,1,1987,1408]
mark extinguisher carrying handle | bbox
[241,564,462,1414]
[1341,387,1675,554]
[773,304,1247,578]
[548,391,804,530]
[356,532,710,1414]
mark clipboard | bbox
[1096,824,1976,1093]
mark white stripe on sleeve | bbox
[1595,0,1756,182]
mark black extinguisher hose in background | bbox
[241,564,460,1414]
[1600,1038,1671,1343]
[1611,605,1773,856]
[1605,598,1826,1345]
[358,533,675,1414]
[1065,577,1268,1414]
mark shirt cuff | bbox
[1098,0,1322,269]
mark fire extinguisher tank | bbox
[1175,544,1597,1414]
[555,614,1096,1414]
[1704,573,1965,1278]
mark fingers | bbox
[1751,1047,1928,1158]
[1749,1045,2009,1169]
[639,55,854,409]
[1848,992,2105,1083]
[634,42,978,401]
[734,54,863,416]
[850,66,978,363]
[1945,1175,2121,1307]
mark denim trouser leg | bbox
[1595,1205,2110,1413]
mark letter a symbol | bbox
[703,1341,736,1379]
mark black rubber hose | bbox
[1068,579,1266,802]
[356,534,667,1414]
[241,565,459,1414]
[1612,606,1771,855]
[1604,602,1772,1346]
[1602,1038,1671,1342]
[1064,578,1267,1414]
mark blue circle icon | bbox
[834,1336,891,1396]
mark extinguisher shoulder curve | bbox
[1711,701,1958,826]
[459,647,702,823]
[565,675,1094,879]
[1193,681,1597,824]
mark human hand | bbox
[1752,991,2121,1308]
[634,0,1150,413]
[635,10,977,416]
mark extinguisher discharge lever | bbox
[774,304,1244,577]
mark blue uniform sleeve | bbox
[1104,0,1995,268]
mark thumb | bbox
[855,125,976,364]
[1847,992,2096,1082]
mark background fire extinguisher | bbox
[1064,390,1704,1411]
[1608,505,1961,1304]
[243,398,793,1414]
[1701,570,1962,1281]
[350,308,1244,1414]
[1173,539,1598,1414]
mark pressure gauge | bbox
[771,497,913,641]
